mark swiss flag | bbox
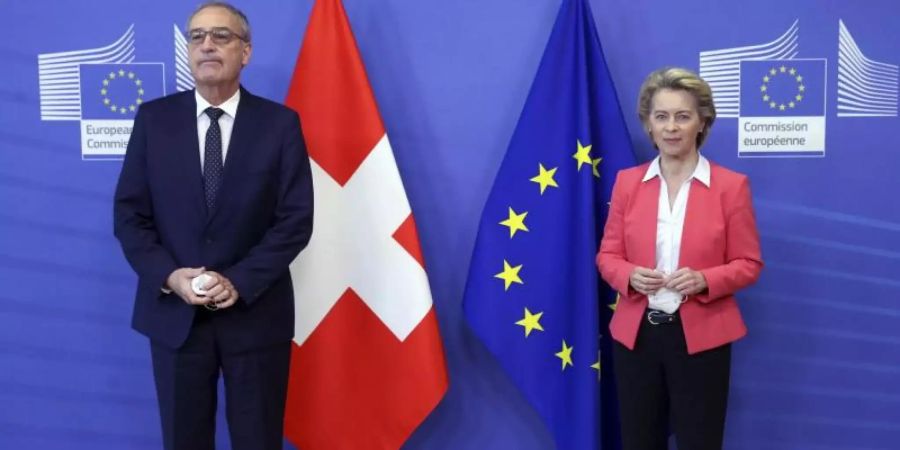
[282,0,449,449]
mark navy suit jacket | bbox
[114,88,314,351]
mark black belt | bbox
[646,309,679,325]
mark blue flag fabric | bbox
[462,0,636,448]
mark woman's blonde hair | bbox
[637,67,716,149]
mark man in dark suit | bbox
[113,2,313,449]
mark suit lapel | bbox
[632,176,660,269]
[174,91,206,217]
[679,177,712,269]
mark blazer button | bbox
[205,237,214,244]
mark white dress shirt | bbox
[641,154,711,313]
[196,89,240,168]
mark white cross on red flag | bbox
[283,0,449,448]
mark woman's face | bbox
[647,88,705,158]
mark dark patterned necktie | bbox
[203,107,225,211]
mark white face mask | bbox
[648,282,684,314]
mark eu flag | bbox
[739,59,826,117]
[462,0,635,448]
[79,63,165,119]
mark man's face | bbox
[187,6,251,89]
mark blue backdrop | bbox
[1,1,899,449]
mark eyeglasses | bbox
[186,27,248,46]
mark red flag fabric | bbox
[282,0,449,449]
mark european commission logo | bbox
[38,25,195,160]
[699,19,899,158]
[739,59,826,157]
[78,63,164,159]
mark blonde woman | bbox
[597,67,763,450]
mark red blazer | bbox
[597,160,763,354]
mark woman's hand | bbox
[629,267,666,295]
[665,267,708,295]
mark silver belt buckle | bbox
[647,310,665,325]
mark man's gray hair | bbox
[186,1,251,42]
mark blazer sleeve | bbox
[222,111,314,305]
[696,176,763,303]
[597,171,638,296]
[113,108,179,292]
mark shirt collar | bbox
[642,154,711,187]
[195,88,241,119]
